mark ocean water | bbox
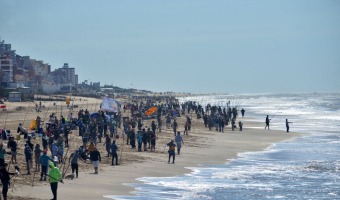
[105,92,340,200]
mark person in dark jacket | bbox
[110,141,119,166]
[150,131,156,152]
[104,134,111,157]
[241,108,245,117]
[129,129,136,149]
[7,137,17,164]
[286,119,292,132]
[0,163,18,200]
[34,144,42,172]
[265,115,270,130]
[146,128,152,149]
[90,147,101,174]
[151,121,157,135]
[69,150,83,178]
[26,138,34,152]
[42,134,48,150]
[24,144,32,175]
[142,129,148,151]
[137,131,142,152]
[172,120,178,136]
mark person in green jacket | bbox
[48,162,63,200]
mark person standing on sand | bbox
[88,142,95,154]
[125,125,131,145]
[104,134,111,157]
[137,131,142,152]
[167,140,176,164]
[286,119,292,132]
[130,128,136,149]
[175,132,184,155]
[7,136,17,164]
[241,108,245,117]
[0,163,17,200]
[57,144,64,164]
[158,119,163,132]
[69,150,83,178]
[150,131,156,152]
[48,161,63,200]
[219,116,225,133]
[239,121,243,131]
[142,129,148,151]
[231,118,236,131]
[172,119,178,136]
[90,146,101,174]
[110,141,119,166]
[40,150,53,181]
[151,121,157,135]
[34,144,42,172]
[146,128,152,149]
[24,143,32,175]
[265,115,270,130]
[51,143,59,159]
[187,117,192,133]
[203,114,208,127]
[166,115,171,129]
[184,120,188,135]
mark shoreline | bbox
[12,115,302,200]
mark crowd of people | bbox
[0,96,246,200]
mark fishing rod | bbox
[270,106,285,120]
[162,143,167,153]
[46,173,64,184]
[60,96,82,177]
[229,95,235,108]
[6,101,36,177]
[9,165,21,192]
[61,145,76,179]
[60,122,82,180]
[43,101,52,123]
[60,100,63,118]
[3,109,9,130]
[0,103,7,123]
[119,127,124,164]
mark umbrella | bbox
[90,112,111,121]
[145,107,157,116]
[90,112,100,118]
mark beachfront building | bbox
[0,41,16,87]
[1,39,82,94]
[42,81,62,94]
[0,57,14,87]
[59,63,76,86]
[8,91,21,102]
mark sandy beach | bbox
[0,96,301,200]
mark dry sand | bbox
[0,96,301,200]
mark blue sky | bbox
[1,0,339,93]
